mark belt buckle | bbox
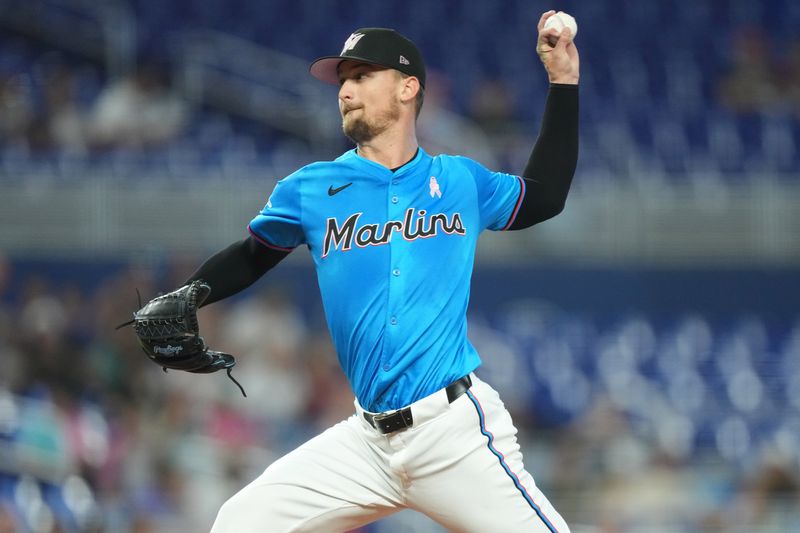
[373,409,398,423]
[370,408,413,433]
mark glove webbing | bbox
[134,319,188,338]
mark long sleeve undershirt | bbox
[508,83,579,230]
[187,83,579,305]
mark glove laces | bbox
[226,368,247,397]
[161,366,247,398]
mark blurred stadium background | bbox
[0,0,799,531]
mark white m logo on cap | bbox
[341,33,365,54]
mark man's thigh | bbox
[405,377,570,533]
[211,416,404,533]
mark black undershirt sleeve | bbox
[507,83,579,230]
[181,88,576,302]
[185,236,290,306]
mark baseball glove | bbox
[117,280,246,397]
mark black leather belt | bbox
[363,375,472,434]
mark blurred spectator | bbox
[220,289,310,436]
[470,77,521,139]
[0,254,11,326]
[25,59,89,152]
[0,73,33,144]
[469,76,534,172]
[87,60,188,150]
[0,503,18,533]
[717,27,782,114]
[777,40,800,117]
[416,72,499,168]
[302,331,354,430]
[0,256,23,391]
[741,455,800,527]
[42,64,89,153]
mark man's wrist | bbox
[549,82,579,89]
[548,76,579,85]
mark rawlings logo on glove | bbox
[116,280,246,397]
[153,345,184,355]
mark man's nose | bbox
[338,80,353,101]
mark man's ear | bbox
[399,76,421,105]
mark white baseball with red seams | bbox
[543,11,578,40]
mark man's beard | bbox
[342,101,400,144]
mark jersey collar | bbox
[346,146,427,178]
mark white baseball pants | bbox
[211,374,570,532]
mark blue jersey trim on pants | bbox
[466,390,560,533]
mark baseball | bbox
[543,11,578,43]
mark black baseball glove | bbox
[117,280,246,396]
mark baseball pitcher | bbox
[123,10,579,532]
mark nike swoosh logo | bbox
[328,182,353,196]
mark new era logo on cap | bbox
[309,27,426,88]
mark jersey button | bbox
[392,179,399,185]
[391,196,398,204]
[390,316,398,325]
[392,268,400,276]
[383,363,391,371]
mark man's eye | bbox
[340,72,367,84]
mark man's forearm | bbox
[508,83,579,230]
[186,236,290,306]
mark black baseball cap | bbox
[310,28,426,88]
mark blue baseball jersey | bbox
[249,148,524,412]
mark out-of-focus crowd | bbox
[2,22,799,175]
[1,256,799,533]
[0,55,188,154]
[717,27,800,117]
[0,257,355,532]
[1,5,800,530]
[0,45,527,173]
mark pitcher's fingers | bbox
[537,10,556,32]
